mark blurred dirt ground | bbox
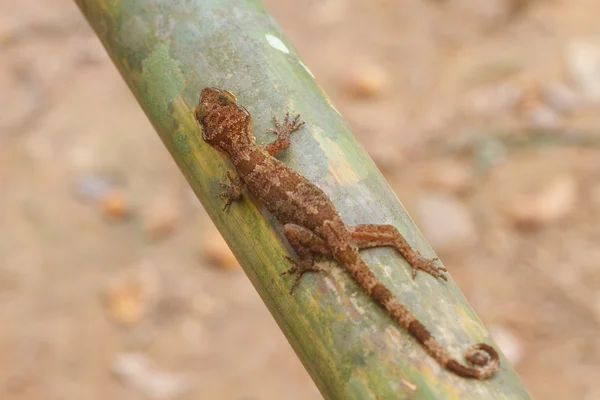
[2,1,600,399]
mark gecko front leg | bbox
[264,112,305,156]
[349,224,447,280]
[280,224,329,294]
[218,171,244,211]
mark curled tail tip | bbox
[446,343,500,380]
[468,343,500,379]
[467,343,499,363]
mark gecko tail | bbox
[406,318,500,379]
[322,222,501,380]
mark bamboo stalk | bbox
[74,0,532,398]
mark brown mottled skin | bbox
[194,87,500,380]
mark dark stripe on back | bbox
[370,283,392,305]
[407,319,432,344]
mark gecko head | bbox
[194,87,252,156]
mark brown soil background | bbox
[2,1,600,399]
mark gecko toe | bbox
[410,256,448,281]
[281,256,324,294]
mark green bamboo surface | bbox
[74,1,532,398]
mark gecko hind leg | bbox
[349,224,447,281]
[280,224,330,295]
[264,113,305,156]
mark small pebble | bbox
[112,352,190,399]
[103,269,158,326]
[415,192,477,254]
[465,82,522,117]
[142,199,179,242]
[543,81,580,113]
[342,64,389,99]
[310,0,345,26]
[101,189,129,221]
[74,174,113,201]
[489,324,523,366]
[424,161,473,194]
[74,175,132,221]
[565,40,600,103]
[201,233,240,271]
[507,174,577,229]
[526,104,559,128]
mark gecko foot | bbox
[410,255,447,281]
[264,113,305,155]
[280,256,324,295]
[218,171,243,211]
[269,112,305,137]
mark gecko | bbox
[194,87,499,379]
